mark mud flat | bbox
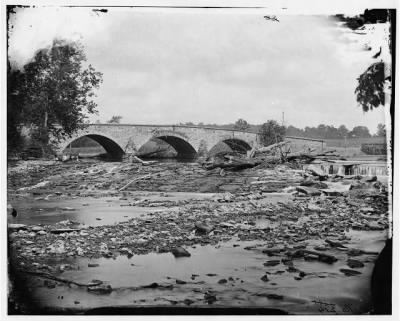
[7,160,390,314]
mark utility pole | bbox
[282,112,285,127]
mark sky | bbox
[8,6,390,134]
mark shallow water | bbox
[26,230,385,313]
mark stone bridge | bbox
[56,124,262,159]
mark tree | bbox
[336,10,393,112]
[376,123,386,137]
[12,39,103,149]
[348,126,371,138]
[234,118,250,131]
[7,61,26,151]
[338,125,349,138]
[107,115,122,124]
[258,120,286,146]
[355,62,386,112]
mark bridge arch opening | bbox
[209,138,251,155]
[64,134,124,160]
[140,135,197,160]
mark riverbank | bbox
[7,159,390,314]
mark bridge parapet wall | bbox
[54,124,261,156]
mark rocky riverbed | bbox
[7,159,390,314]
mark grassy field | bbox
[324,137,386,148]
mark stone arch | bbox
[210,138,252,155]
[60,134,125,159]
[143,130,197,159]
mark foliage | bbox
[376,123,386,137]
[7,62,26,151]
[348,126,371,138]
[234,118,250,131]
[355,62,386,112]
[8,39,103,151]
[258,120,286,146]
[107,115,123,124]
[335,9,392,113]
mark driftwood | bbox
[248,141,289,158]
[203,156,262,171]
[131,155,157,166]
[118,173,153,191]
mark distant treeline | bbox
[178,122,386,140]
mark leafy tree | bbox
[348,126,371,138]
[7,62,26,151]
[355,62,386,112]
[376,123,386,137]
[11,39,103,149]
[234,118,250,131]
[338,125,349,137]
[107,115,122,124]
[258,120,286,146]
[335,10,393,112]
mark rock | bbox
[61,207,76,211]
[262,248,285,256]
[347,248,364,256]
[50,228,81,234]
[195,222,214,234]
[296,186,322,196]
[347,259,364,269]
[7,204,17,217]
[218,279,228,284]
[340,268,362,276]
[87,284,113,294]
[171,247,191,258]
[88,263,100,268]
[361,207,374,213]
[301,180,328,189]
[8,224,27,231]
[367,222,385,230]
[204,292,217,304]
[175,279,187,285]
[47,240,66,254]
[28,232,36,238]
[31,226,44,232]
[183,299,195,305]
[76,247,84,256]
[219,222,235,228]
[364,176,377,182]
[261,274,269,282]
[263,260,280,267]
[307,204,323,211]
[306,165,328,180]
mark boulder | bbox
[340,268,362,276]
[171,247,191,258]
[347,259,364,269]
[306,165,328,180]
[195,222,214,234]
[296,186,322,196]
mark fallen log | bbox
[204,158,262,171]
[131,155,157,166]
[249,141,289,158]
